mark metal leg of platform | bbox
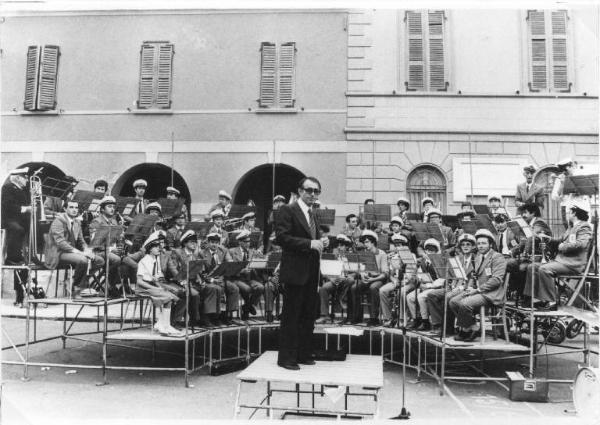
[246,326,251,363]
[62,304,67,349]
[233,380,242,418]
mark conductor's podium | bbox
[234,350,383,419]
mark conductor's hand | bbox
[310,239,324,253]
[322,237,330,249]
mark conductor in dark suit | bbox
[276,177,328,370]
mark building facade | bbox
[1,7,598,233]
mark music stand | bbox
[184,221,213,239]
[363,204,392,222]
[425,223,445,245]
[405,212,421,222]
[459,220,478,235]
[228,205,256,219]
[266,251,281,269]
[115,196,139,217]
[410,222,432,243]
[563,174,599,196]
[320,259,344,277]
[345,252,378,273]
[442,215,459,231]
[157,198,184,219]
[177,260,205,282]
[42,176,77,199]
[124,214,160,251]
[475,214,498,235]
[208,262,248,278]
[472,204,491,216]
[378,235,390,252]
[73,190,105,214]
[314,208,336,225]
[247,257,268,270]
[89,224,123,292]
[507,218,534,240]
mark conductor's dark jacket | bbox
[275,202,321,286]
[1,181,29,228]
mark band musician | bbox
[379,233,410,327]
[208,190,232,217]
[208,210,229,247]
[515,164,544,210]
[166,212,187,250]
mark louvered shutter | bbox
[138,43,156,109]
[36,45,60,110]
[528,10,547,91]
[24,46,40,111]
[259,43,276,107]
[406,11,424,90]
[156,43,174,108]
[551,10,569,91]
[428,11,446,91]
[278,42,296,107]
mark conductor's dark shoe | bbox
[248,304,257,316]
[298,358,316,365]
[277,361,300,371]
[241,308,249,321]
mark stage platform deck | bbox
[237,350,383,387]
[106,326,210,341]
[506,304,599,323]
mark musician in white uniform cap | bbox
[132,179,148,214]
[208,189,232,216]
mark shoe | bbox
[462,329,479,342]
[367,318,381,327]
[416,320,431,331]
[164,325,185,337]
[453,330,468,341]
[277,361,300,371]
[80,288,99,297]
[382,319,394,328]
[196,317,215,328]
[248,304,257,316]
[298,358,316,365]
[406,319,420,330]
[266,312,274,323]
[431,325,442,336]
[315,316,331,325]
[535,302,558,311]
[350,319,362,325]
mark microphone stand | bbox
[391,262,411,419]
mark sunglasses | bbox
[302,187,321,195]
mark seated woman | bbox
[449,229,507,342]
[136,232,184,337]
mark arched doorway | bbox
[112,163,192,213]
[233,163,305,238]
[406,164,447,213]
[534,165,563,235]
[3,161,66,188]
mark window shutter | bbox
[278,42,296,107]
[36,45,60,110]
[259,42,276,107]
[24,46,40,111]
[428,11,446,91]
[406,11,424,90]
[156,43,174,108]
[138,43,156,109]
[528,10,547,91]
[551,10,569,91]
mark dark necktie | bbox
[210,251,217,268]
[308,209,316,239]
[499,233,504,252]
[152,259,157,278]
[242,249,248,262]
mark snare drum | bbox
[573,367,600,418]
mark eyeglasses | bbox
[302,187,321,195]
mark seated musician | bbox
[417,209,455,257]
[425,233,476,336]
[208,209,229,247]
[166,186,189,218]
[121,179,148,224]
[343,214,362,249]
[166,212,187,251]
[315,234,356,325]
[201,232,238,324]
[421,197,434,222]
[406,238,445,331]
[487,194,503,216]
[449,229,507,342]
[379,233,410,327]
[349,230,389,326]
[452,210,475,244]
[227,230,269,321]
[45,200,104,298]
[208,190,232,217]
[524,200,592,311]
[492,213,521,296]
[145,202,166,231]
[359,198,383,232]
[396,197,410,223]
[168,230,219,327]
[460,201,473,212]
[240,212,263,252]
[93,179,108,194]
[89,196,124,297]
[136,233,184,337]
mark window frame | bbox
[258,41,297,109]
[137,41,175,110]
[23,45,60,112]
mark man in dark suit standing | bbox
[515,164,545,211]
[276,177,328,370]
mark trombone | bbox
[28,169,46,263]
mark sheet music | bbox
[320,259,344,276]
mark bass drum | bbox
[573,367,600,418]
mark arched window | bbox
[534,165,563,235]
[406,165,447,212]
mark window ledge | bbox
[129,109,174,115]
[254,108,298,114]
[18,110,60,115]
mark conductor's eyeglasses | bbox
[302,188,321,195]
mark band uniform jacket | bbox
[495,227,519,256]
[472,250,507,305]
[515,182,545,208]
[228,245,263,281]
[168,247,205,281]
[518,216,553,257]
[200,245,232,274]
[550,220,592,271]
[1,180,30,228]
[275,201,322,287]
[166,225,185,250]
[89,214,121,250]
[208,224,229,247]
[44,212,87,269]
